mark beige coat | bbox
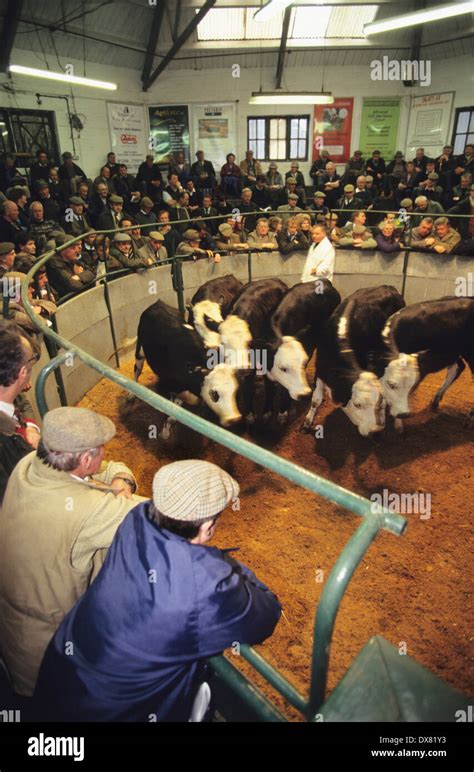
[0,452,146,695]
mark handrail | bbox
[18,231,410,721]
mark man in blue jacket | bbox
[33,460,281,722]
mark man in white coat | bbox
[301,224,335,283]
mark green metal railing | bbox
[19,223,409,722]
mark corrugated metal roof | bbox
[326,5,378,37]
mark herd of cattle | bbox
[134,274,474,439]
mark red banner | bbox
[312,98,354,163]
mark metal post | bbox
[207,655,287,722]
[102,278,120,368]
[35,352,70,418]
[307,515,383,718]
[247,249,252,283]
[173,257,186,319]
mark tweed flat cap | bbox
[69,196,84,205]
[427,172,439,180]
[400,198,413,207]
[148,230,164,241]
[218,223,233,237]
[42,407,116,452]
[114,232,131,242]
[314,191,326,198]
[152,460,240,522]
[141,197,154,208]
[290,162,299,168]
[269,162,277,168]
[0,242,15,256]
[344,184,355,193]
[183,228,200,241]
[288,193,299,201]
[286,177,297,185]
[109,195,123,204]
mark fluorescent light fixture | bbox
[254,0,293,23]
[249,91,334,105]
[364,1,472,35]
[9,65,117,91]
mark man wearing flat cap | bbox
[176,228,220,263]
[46,234,96,298]
[0,405,145,697]
[138,230,167,263]
[33,459,281,722]
[0,241,16,279]
[61,195,92,237]
[96,194,129,233]
[109,231,152,271]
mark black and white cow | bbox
[268,280,341,416]
[303,285,405,436]
[134,300,241,438]
[187,274,244,349]
[379,297,474,424]
[221,278,289,422]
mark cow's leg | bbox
[302,378,324,431]
[242,372,256,424]
[262,377,276,423]
[431,358,465,410]
[133,339,146,382]
[277,387,292,425]
[160,396,183,440]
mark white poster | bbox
[406,92,454,159]
[191,103,237,173]
[106,102,148,173]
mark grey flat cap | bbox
[109,195,123,204]
[183,228,200,241]
[42,407,116,452]
[69,196,84,205]
[152,460,240,521]
[218,223,233,237]
[0,241,15,255]
[288,193,299,201]
[114,232,131,242]
[148,230,164,241]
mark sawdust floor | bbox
[78,355,474,720]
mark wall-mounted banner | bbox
[312,98,354,163]
[406,92,454,159]
[106,102,148,173]
[191,103,236,172]
[148,105,190,168]
[359,97,401,159]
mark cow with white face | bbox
[218,314,253,370]
[188,274,244,350]
[378,297,474,427]
[134,300,241,438]
[268,280,341,421]
[302,285,407,436]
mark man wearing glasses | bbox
[0,320,41,502]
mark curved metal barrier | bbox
[13,212,471,721]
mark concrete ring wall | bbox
[29,250,473,420]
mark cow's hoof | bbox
[245,412,255,425]
[277,411,288,425]
[262,411,272,423]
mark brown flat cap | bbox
[148,231,164,241]
[109,195,123,204]
[183,228,200,240]
[141,197,154,208]
[0,242,15,256]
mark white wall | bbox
[0,49,472,182]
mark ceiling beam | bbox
[173,0,182,42]
[0,0,24,72]
[141,0,167,87]
[142,0,217,91]
[276,5,292,89]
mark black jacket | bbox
[0,411,31,504]
[46,254,95,298]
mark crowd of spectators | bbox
[0,143,472,303]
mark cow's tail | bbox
[134,329,146,382]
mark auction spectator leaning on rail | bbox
[0,406,146,697]
[33,459,281,722]
[46,232,96,298]
[0,320,41,502]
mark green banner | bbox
[359,98,401,159]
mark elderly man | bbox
[410,217,434,250]
[240,149,262,188]
[0,241,16,279]
[96,194,128,232]
[339,223,377,250]
[0,320,41,501]
[28,201,62,254]
[176,228,220,263]
[138,230,167,263]
[89,181,109,227]
[47,235,95,297]
[277,216,309,255]
[336,184,364,226]
[426,216,461,255]
[0,406,144,697]
[109,232,151,271]
[191,150,216,193]
[33,460,281,722]
[301,224,335,283]
[57,151,86,197]
[277,192,303,225]
[247,217,278,250]
[0,200,22,245]
[135,196,157,227]
[136,155,163,200]
[375,222,401,254]
[61,196,92,237]
[413,195,444,224]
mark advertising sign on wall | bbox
[359,97,401,159]
[148,105,190,167]
[192,103,236,172]
[312,98,354,163]
[106,102,148,173]
[406,91,454,159]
